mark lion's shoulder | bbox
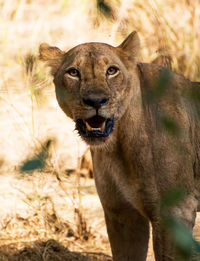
[137,62,191,98]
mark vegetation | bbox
[0,0,200,260]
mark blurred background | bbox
[0,0,200,260]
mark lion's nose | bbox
[83,97,109,110]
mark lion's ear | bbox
[39,43,64,75]
[117,31,140,60]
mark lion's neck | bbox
[120,102,144,139]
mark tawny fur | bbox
[39,31,200,261]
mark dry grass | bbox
[0,239,112,261]
[0,172,111,260]
[0,0,200,260]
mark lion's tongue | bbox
[85,115,106,131]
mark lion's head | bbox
[39,31,140,146]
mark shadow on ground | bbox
[0,239,111,261]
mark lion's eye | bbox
[106,66,119,76]
[66,68,80,78]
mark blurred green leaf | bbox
[193,241,200,257]
[160,188,200,258]
[161,187,186,208]
[20,157,45,172]
[164,216,200,258]
[165,217,194,258]
[20,139,53,173]
[96,0,114,19]
[159,114,181,136]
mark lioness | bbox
[40,31,200,261]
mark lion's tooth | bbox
[100,121,106,131]
[86,121,105,132]
[86,122,93,131]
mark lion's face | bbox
[54,44,132,146]
[40,32,140,146]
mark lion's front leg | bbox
[152,224,175,261]
[152,194,197,261]
[92,149,150,261]
[95,172,150,261]
[152,224,194,261]
[104,206,149,261]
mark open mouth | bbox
[75,115,114,139]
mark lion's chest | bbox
[92,148,151,216]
